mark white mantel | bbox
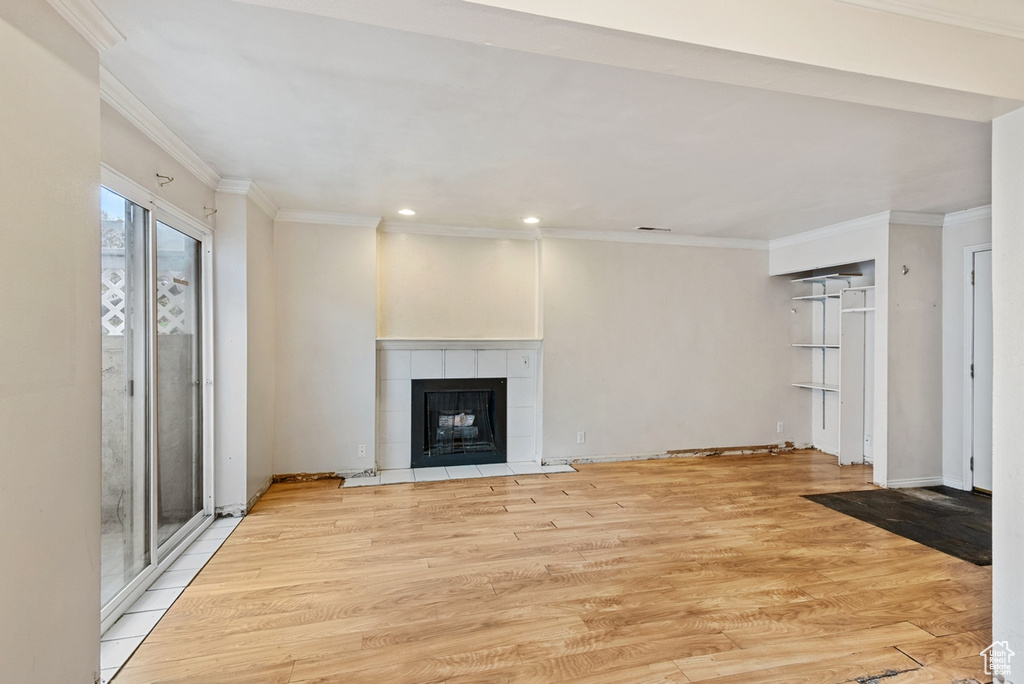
[376,339,543,470]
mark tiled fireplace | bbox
[377,340,541,470]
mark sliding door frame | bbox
[99,165,217,633]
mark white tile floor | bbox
[343,462,576,487]
[99,515,242,683]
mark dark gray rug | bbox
[803,486,991,565]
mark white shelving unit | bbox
[839,286,876,465]
[789,272,876,465]
[790,270,856,409]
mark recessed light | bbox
[398,209,416,216]
[522,216,540,224]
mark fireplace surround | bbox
[377,341,540,470]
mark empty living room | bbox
[3,0,1024,683]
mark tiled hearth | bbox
[377,340,542,470]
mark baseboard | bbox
[246,476,273,512]
[943,477,967,490]
[886,477,945,489]
[545,442,795,466]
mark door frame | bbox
[962,242,992,492]
[99,165,217,633]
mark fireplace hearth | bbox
[411,378,507,468]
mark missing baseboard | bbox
[272,472,344,484]
[551,441,797,466]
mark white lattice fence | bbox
[101,269,126,336]
[157,273,191,335]
[101,270,193,336]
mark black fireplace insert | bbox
[410,378,507,468]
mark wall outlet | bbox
[777,421,784,433]
[358,444,366,459]
[520,355,530,369]
[577,431,585,444]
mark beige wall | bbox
[542,238,804,460]
[378,231,537,339]
[275,221,377,476]
[0,3,101,682]
[992,105,1024,654]
[246,199,275,502]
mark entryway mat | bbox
[803,486,991,565]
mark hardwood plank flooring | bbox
[113,450,992,684]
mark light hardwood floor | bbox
[114,450,992,684]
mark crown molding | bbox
[768,211,892,250]
[943,204,992,227]
[217,178,278,218]
[379,221,540,240]
[216,178,253,195]
[889,210,945,226]
[247,182,278,219]
[275,209,381,228]
[833,0,1024,41]
[541,228,768,250]
[769,209,946,250]
[47,0,124,52]
[100,67,221,190]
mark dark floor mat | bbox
[803,486,991,565]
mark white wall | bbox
[213,191,248,513]
[246,198,275,503]
[991,106,1024,660]
[0,3,101,682]
[885,223,943,485]
[275,220,378,476]
[378,231,538,339]
[542,238,804,460]
[941,208,991,489]
[100,101,215,222]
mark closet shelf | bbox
[792,382,840,392]
[792,294,841,301]
[790,273,861,284]
[842,307,875,313]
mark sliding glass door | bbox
[100,186,212,621]
[155,221,205,551]
[100,188,150,608]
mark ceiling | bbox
[97,0,994,240]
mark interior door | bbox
[972,249,993,492]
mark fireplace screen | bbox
[411,378,506,468]
[428,391,495,456]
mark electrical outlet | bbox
[520,355,530,369]
[358,444,366,459]
[577,431,585,444]
[777,422,784,433]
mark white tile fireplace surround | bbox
[377,340,542,470]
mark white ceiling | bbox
[97,0,993,240]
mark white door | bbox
[972,249,993,492]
